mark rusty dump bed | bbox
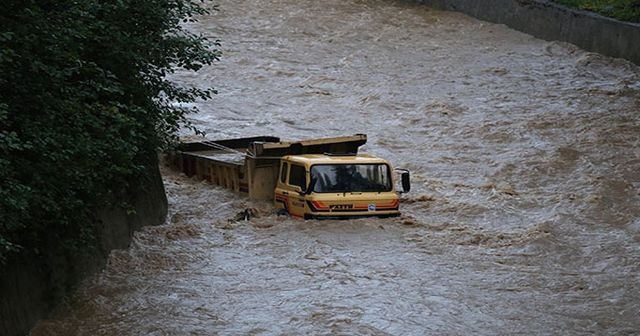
[172,134,367,200]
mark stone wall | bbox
[0,158,168,336]
[415,0,640,65]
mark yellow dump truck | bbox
[172,134,410,219]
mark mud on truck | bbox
[171,134,410,219]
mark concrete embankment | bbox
[0,156,168,336]
[415,0,640,65]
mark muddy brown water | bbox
[31,0,640,335]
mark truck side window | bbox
[280,162,288,184]
[289,164,306,190]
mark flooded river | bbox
[31,0,640,334]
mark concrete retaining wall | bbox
[0,157,168,336]
[415,0,640,65]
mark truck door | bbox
[275,162,307,218]
[274,162,289,212]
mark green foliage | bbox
[553,0,640,22]
[0,0,219,264]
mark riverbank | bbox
[0,159,167,336]
[414,0,640,65]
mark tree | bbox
[0,0,220,264]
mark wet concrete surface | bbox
[31,0,640,334]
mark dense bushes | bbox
[553,0,640,22]
[0,0,219,264]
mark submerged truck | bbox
[172,134,410,219]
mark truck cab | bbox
[274,154,409,219]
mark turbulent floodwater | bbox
[31,0,640,335]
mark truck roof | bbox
[283,153,389,165]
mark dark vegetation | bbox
[0,0,219,265]
[553,0,640,22]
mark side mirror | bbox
[401,172,410,193]
[395,168,410,193]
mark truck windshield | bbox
[310,164,392,193]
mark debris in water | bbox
[231,208,260,222]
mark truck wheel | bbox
[276,208,289,216]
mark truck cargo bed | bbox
[171,134,368,200]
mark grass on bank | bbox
[553,0,640,22]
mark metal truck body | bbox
[172,134,409,218]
